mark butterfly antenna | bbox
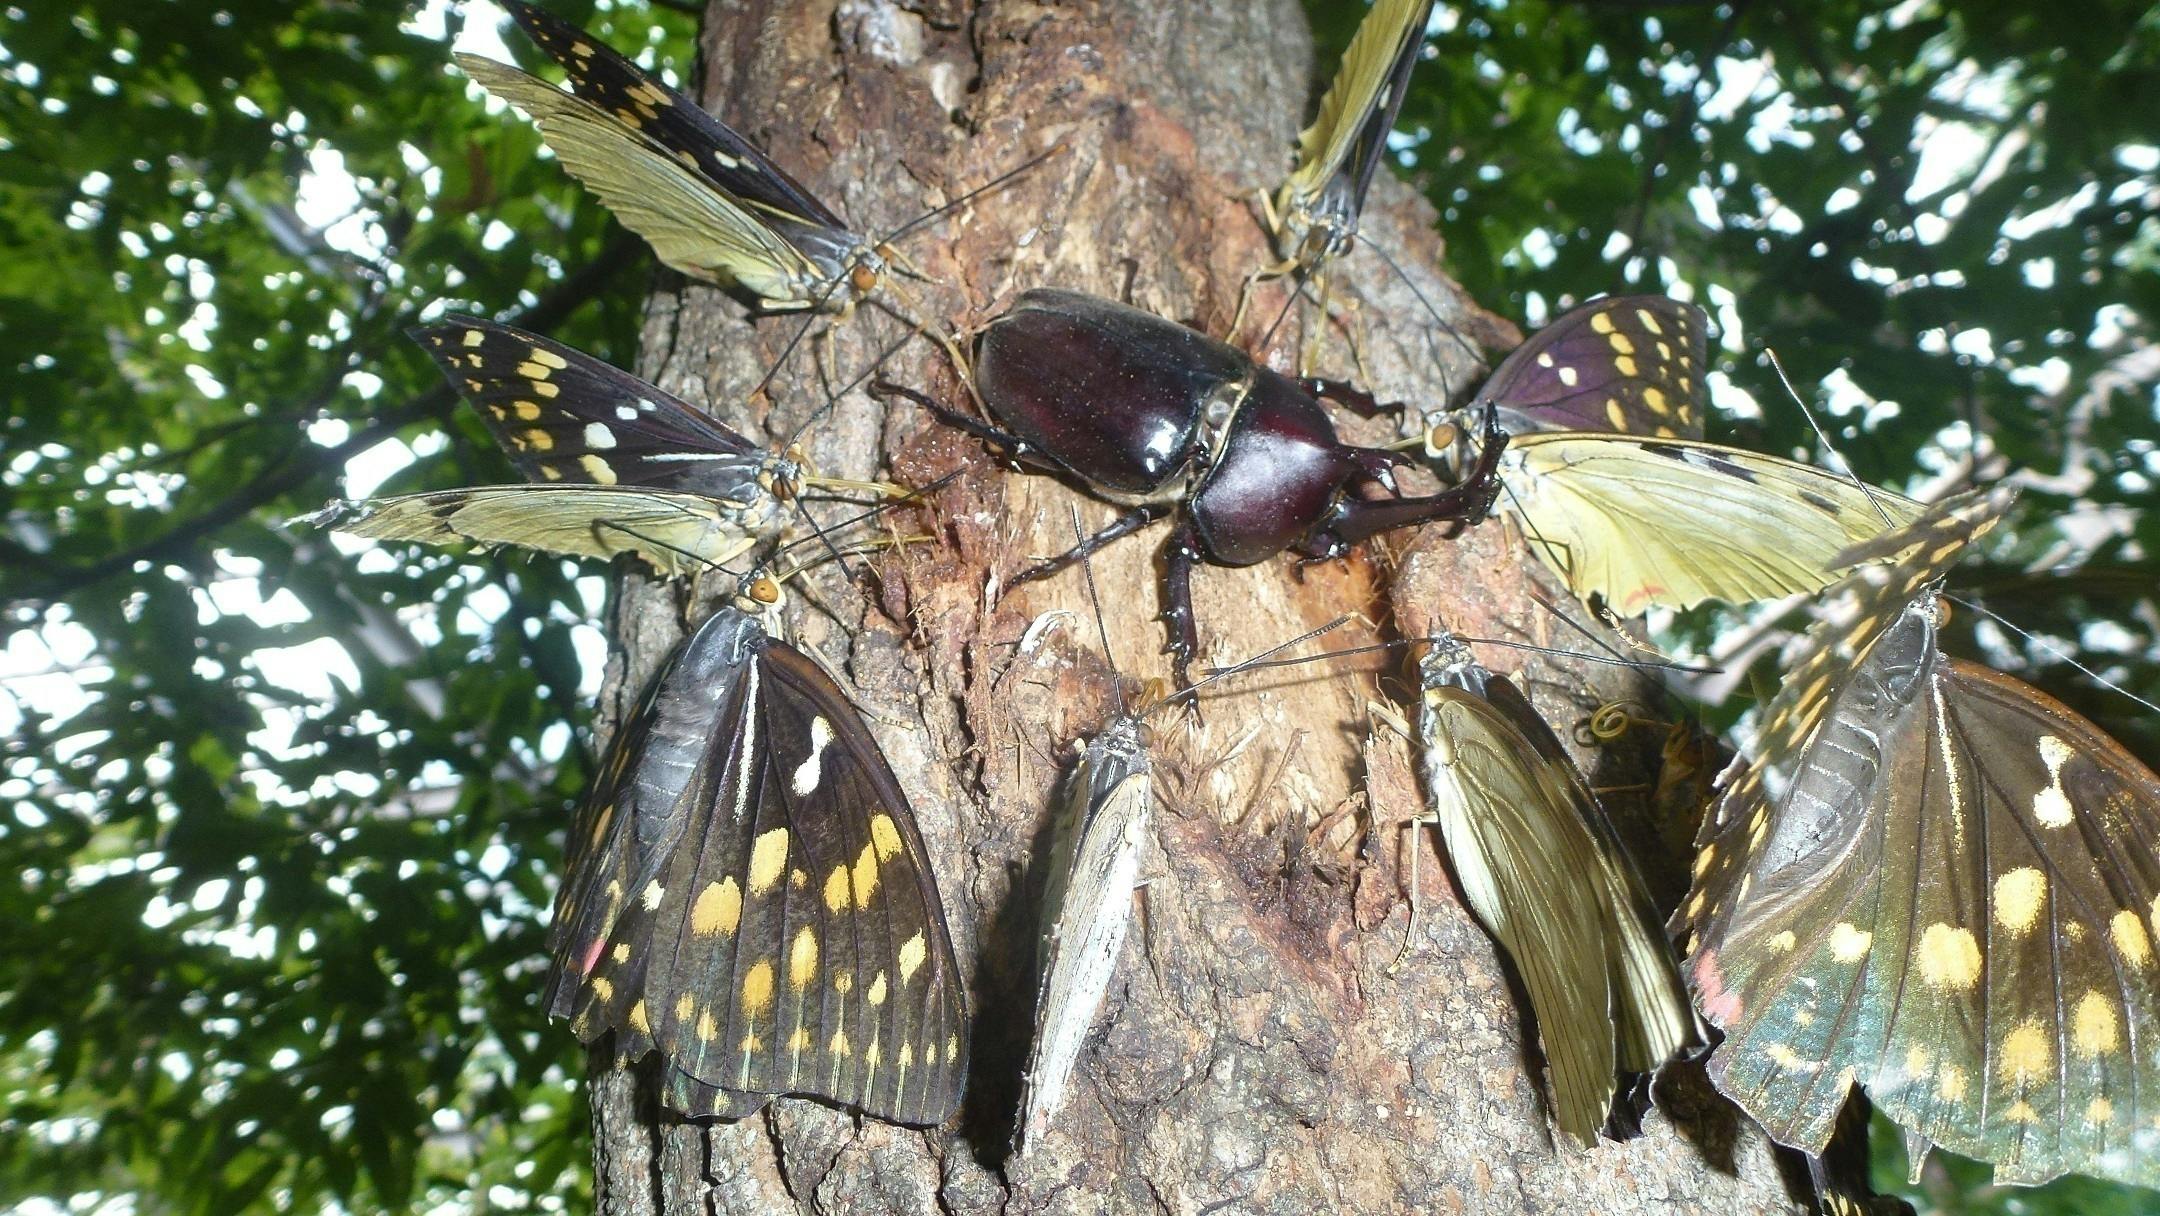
[1945,593,2160,717]
[594,519,730,577]
[873,140,1071,249]
[1212,635,1719,676]
[750,272,856,403]
[1765,346,1898,528]
[774,330,917,581]
[1144,615,1360,717]
[1256,272,1305,353]
[1062,509,1131,717]
[1496,475,1582,589]
[1355,229,1481,378]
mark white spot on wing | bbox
[584,422,618,449]
[792,716,834,796]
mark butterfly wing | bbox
[496,0,847,231]
[410,315,782,500]
[306,484,775,577]
[547,610,759,1020]
[1678,486,2160,1186]
[1279,0,1435,250]
[1499,433,1925,616]
[1477,296,1709,437]
[1018,719,1152,1151]
[456,52,828,303]
[1417,657,1694,1145]
[566,630,967,1124]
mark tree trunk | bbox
[587,0,1808,1211]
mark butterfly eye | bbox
[850,263,880,295]
[746,575,782,606]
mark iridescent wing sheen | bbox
[1681,486,2160,1189]
[1477,296,1710,438]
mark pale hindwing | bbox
[1018,725,1152,1151]
[456,55,819,300]
[1284,0,1431,201]
[1420,687,1624,1146]
[315,485,768,577]
[1500,433,1925,615]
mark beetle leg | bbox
[1160,522,1205,697]
[1007,503,1171,589]
[1298,376,1403,422]
[872,379,1056,471]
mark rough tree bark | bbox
[583,0,1811,1211]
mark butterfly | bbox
[1232,0,1435,351]
[1424,296,1927,615]
[549,579,968,1123]
[1392,635,1700,1146]
[1678,484,2160,1190]
[458,1,889,316]
[1470,294,1711,439]
[304,316,874,576]
[1017,711,1151,1152]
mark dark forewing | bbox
[497,0,845,229]
[1477,296,1708,437]
[559,629,967,1124]
[410,315,772,499]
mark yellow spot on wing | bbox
[867,972,888,1007]
[2074,991,2121,1057]
[522,428,555,451]
[870,813,903,861]
[1767,930,1798,954]
[1829,922,1872,961]
[823,864,852,913]
[742,961,775,1017]
[1917,923,1982,990]
[628,1000,651,1034]
[579,454,618,485]
[789,926,819,991]
[528,346,568,369]
[697,1009,718,1042]
[675,992,695,1024]
[1590,312,1616,333]
[2114,909,2153,966]
[516,360,554,380]
[2087,1096,2116,1123]
[1643,386,1668,411]
[2005,1100,2041,1123]
[691,878,741,937]
[1614,355,1639,377]
[591,976,614,1003]
[611,942,630,964]
[1938,1064,1968,1102]
[1999,1019,2052,1084]
[898,932,927,984]
[1905,1046,1932,1078]
[1635,308,1664,335]
[1992,867,2048,936]
[830,1030,851,1057]
[851,840,880,907]
[530,380,559,398]
[461,328,485,348]
[640,879,664,910]
[748,828,790,895]
[1607,332,1636,355]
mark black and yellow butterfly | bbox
[1679,485,2160,1189]
[305,316,877,576]
[1425,295,1928,616]
[458,1,890,316]
[550,579,968,1122]
[1393,635,1700,1146]
[1235,0,1435,353]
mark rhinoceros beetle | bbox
[877,288,1506,687]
